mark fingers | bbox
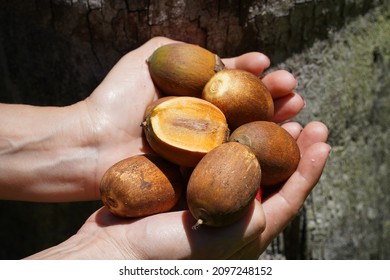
[262,142,331,225]
[257,143,330,254]
[240,143,331,258]
[261,70,297,99]
[281,122,304,139]
[273,93,305,123]
[230,122,330,259]
[296,121,329,152]
[260,70,303,123]
[222,52,271,76]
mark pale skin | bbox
[0,37,331,259]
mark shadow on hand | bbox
[180,201,257,260]
[91,199,256,260]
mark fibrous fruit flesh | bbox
[142,96,229,167]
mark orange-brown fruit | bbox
[142,96,229,167]
[229,121,300,187]
[144,96,177,117]
[148,43,225,97]
[187,142,261,228]
[100,154,183,218]
[202,69,274,130]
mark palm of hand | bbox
[84,41,164,183]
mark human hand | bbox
[25,37,330,259]
[26,121,330,259]
[229,121,330,259]
[0,36,306,203]
[81,36,304,200]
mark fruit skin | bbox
[100,154,183,218]
[229,121,300,187]
[187,142,261,228]
[142,96,229,167]
[202,69,274,130]
[144,96,177,117]
[148,43,225,97]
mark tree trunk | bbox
[1,0,389,259]
[0,0,383,106]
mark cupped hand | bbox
[24,37,331,260]
[76,122,329,260]
[229,121,331,259]
[27,120,329,260]
[82,36,304,200]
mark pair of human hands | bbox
[27,37,330,259]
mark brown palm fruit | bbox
[147,43,225,97]
[229,121,300,187]
[187,142,261,228]
[100,154,183,218]
[202,69,274,130]
[142,96,229,167]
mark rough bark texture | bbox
[277,6,390,259]
[1,0,389,259]
[0,0,384,105]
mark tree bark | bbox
[1,0,389,259]
[268,4,390,259]
[0,0,383,105]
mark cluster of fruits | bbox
[99,43,300,229]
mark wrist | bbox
[0,102,99,201]
[24,225,138,260]
[24,232,92,259]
